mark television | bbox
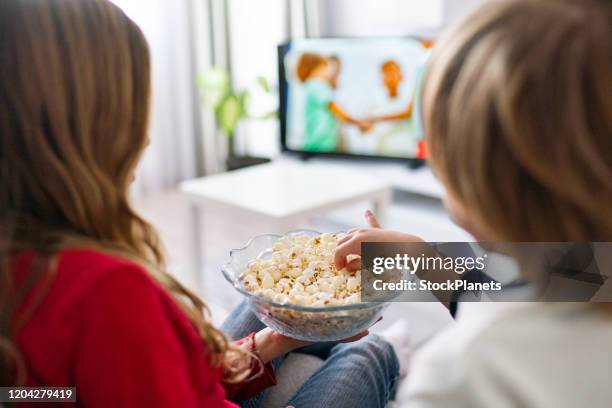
[279,38,431,163]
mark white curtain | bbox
[111,0,199,196]
[227,0,287,159]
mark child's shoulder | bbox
[13,247,151,289]
[57,247,148,276]
[52,248,161,299]
[397,303,612,407]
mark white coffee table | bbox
[180,160,393,279]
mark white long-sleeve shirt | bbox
[395,302,612,408]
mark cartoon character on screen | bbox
[296,53,371,153]
[364,41,433,158]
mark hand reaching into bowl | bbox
[334,210,424,271]
[336,210,463,308]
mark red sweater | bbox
[12,249,276,407]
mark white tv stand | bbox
[280,155,445,199]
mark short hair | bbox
[381,60,401,72]
[296,53,327,82]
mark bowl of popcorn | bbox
[221,230,392,341]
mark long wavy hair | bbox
[422,0,612,241]
[0,0,251,385]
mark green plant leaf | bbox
[217,95,242,136]
[238,90,250,117]
[256,76,271,93]
[258,110,278,120]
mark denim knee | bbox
[364,334,399,371]
[336,334,399,375]
[336,334,400,400]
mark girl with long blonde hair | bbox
[0,1,401,407]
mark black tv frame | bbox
[278,39,426,167]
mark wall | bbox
[319,0,445,37]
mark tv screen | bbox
[279,38,431,161]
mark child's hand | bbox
[356,118,374,133]
[334,210,424,271]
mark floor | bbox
[133,189,470,346]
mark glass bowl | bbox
[221,229,391,341]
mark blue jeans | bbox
[221,302,399,408]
